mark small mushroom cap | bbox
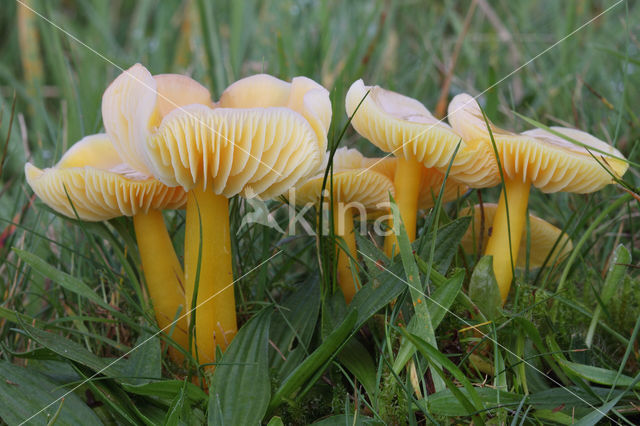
[448,94,628,193]
[25,134,186,221]
[143,73,330,199]
[102,64,214,176]
[292,148,395,210]
[353,151,469,210]
[459,203,573,267]
[519,127,628,192]
[219,74,332,155]
[345,80,463,169]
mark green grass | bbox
[1,0,639,424]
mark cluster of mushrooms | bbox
[25,64,628,365]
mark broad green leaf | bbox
[468,256,502,320]
[426,387,524,416]
[0,361,102,426]
[337,337,377,400]
[121,380,207,406]
[532,409,575,425]
[209,307,272,425]
[123,331,161,385]
[267,416,285,426]
[163,380,188,426]
[586,244,630,347]
[556,358,640,389]
[417,216,471,274]
[350,235,406,328]
[269,279,321,378]
[528,386,627,409]
[269,310,358,413]
[20,320,125,378]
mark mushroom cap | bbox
[459,203,573,267]
[345,80,464,169]
[219,74,331,155]
[292,148,395,210]
[25,134,186,221]
[148,104,324,199]
[355,151,469,210]
[519,127,628,193]
[448,94,628,193]
[106,70,330,199]
[102,64,214,176]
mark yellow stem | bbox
[185,183,236,364]
[384,156,422,256]
[133,210,188,363]
[484,178,531,303]
[333,200,359,304]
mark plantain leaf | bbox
[123,331,161,385]
[20,320,125,378]
[122,380,207,405]
[269,279,321,379]
[468,256,502,320]
[556,358,640,389]
[208,307,272,425]
[0,361,102,426]
[337,336,377,400]
[417,216,471,274]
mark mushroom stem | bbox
[484,178,531,303]
[333,201,359,304]
[384,156,422,256]
[184,183,236,364]
[133,210,189,362]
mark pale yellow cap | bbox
[292,148,394,210]
[102,63,214,176]
[356,152,469,210]
[136,72,331,199]
[345,80,463,169]
[25,134,186,221]
[448,93,628,192]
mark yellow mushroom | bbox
[448,94,628,302]
[25,134,189,361]
[104,67,330,363]
[293,147,395,303]
[359,156,468,213]
[460,203,573,268]
[345,80,478,256]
